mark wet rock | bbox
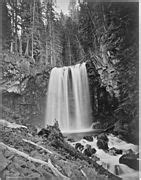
[83,145,96,157]
[97,133,109,142]
[83,136,93,142]
[38,128,50,138]
[91,154,100,161]
[136,152,139,158]
[75,143,84,151]
[97,139,109,151]
[113,121,129,139]
[38,121,64,144]
[91,122,101,129]
[119,151,139,170]
[67,138,75,142]
[123,148,134,155]
[114,165,123,176]
[97,133,109,150]
[108,147,123,156]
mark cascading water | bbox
[45,63,92,131]
[70,134,139,180]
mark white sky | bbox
[55,0,70,14]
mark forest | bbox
[1,0,139,179]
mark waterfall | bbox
[45,63,92,131]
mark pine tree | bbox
[42,0,64,66]
[77,0,139,141]
[2,1,12,50]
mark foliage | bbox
[76,1,138,141]
[3,0,64,66]
[2,1,12,50]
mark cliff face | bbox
[2,78,47,127]
[1,53,51,127]
[2,52,119,129]
[86,60,119,129]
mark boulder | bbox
[97,133,109,142]
[108,147,123,156]
[97,139,109,151]
[97,133,109,150]
[119,151,139,170]
[83,136,93,142]
[38,128,50,138]
[123,148,134,155]
[136,152,139,158]
[38,121,64,143]
[75,143,84,151]
[83,145,96,157]
[91,148,97,154]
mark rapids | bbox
[70,134,139,180]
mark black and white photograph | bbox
[0,0,139,179]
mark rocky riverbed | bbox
[0,119,139,180]
[67,133,139,180]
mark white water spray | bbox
[70,134,139,180]
[45,63,92,131]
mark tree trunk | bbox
[14,0,18,53]
[49,17,53,66]
[76,35,85,60]
[68,36,71,65]
[46,36,49,64]
[10,42,14,53]
[31,0,35,62]
[52,23,56,66]
[19,37,22,56]
[11,3,14,53]
[25,38,29,56]
[14,34,18,54]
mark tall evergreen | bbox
[2,1,12,50]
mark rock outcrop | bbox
[2,53,51,127]
[119,151,139,170]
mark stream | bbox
[65,131,139,180]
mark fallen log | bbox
[0,119,27,129]
[0,142,69,179]
[23,139,53,154]
[80,169,88,179]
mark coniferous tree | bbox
[77,1,138,141]
[2,1,12,50]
